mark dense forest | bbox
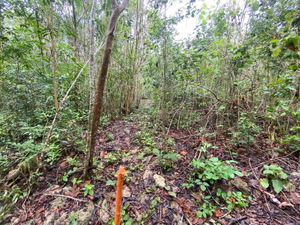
[0,0,299,224]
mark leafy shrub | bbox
[156,151,181,171]
[260,164,288,194]
[184,157,249,218]
[283,123,300,151]
[184,157,242,190]
[83,184,94,197]
[232,113,261,146]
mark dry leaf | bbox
[214,208,223,217]
[279,201,293,208]
[180,150,188,156]
[290,192,300,205]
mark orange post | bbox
[114,166,126,225]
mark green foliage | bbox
[157,151,181,171]
[185,157,248,218]
[83,184,94,197]
[62,172,69,183]
[106,179,116,187]
[107,133,114,142]
[106,153,118,165]
[71,177,82,186]
[221,190,249,211]
[45,144,61,165]
[0,186,27,221]
[197,200,216,218]
[260,164,288,194]
[232,114,261,146]
[66,156,80,167]
[283,132,300,151]
[184,157,242,189]
[69,212,78,225]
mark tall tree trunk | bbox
[161,2,168,126]
[71,0,80,59]
[84,0,129,177]
[35,10,44,58]
[48,2,59,113]
[87,0,97,159]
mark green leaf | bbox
[279,172,288,180]
[272,179,283,194]
[260,178,269,189]
[272,47,281,57]
[106,179,116,186]
[200,184,206,191]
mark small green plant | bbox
[46,144,61,165]
[283,125,300,151]
[106,179,116,187]
[217,190,249,211]
[106,153,118,165]
[72,177,82,186]
[152,149,180,171]
[197,141,213,153]
[107,133,114,142]
[159,152,180,171]
[137,132,156,149]
[197,200,216,218]
[0,186,27,221]
[83,183,94,197]
[183,157,242,190]
[232,113,261,146]
[100,115,110,127]
[166,137,175,147]
[66,156,80,167]
[69,212,78,225]
[62,172,69,183]
[196,141,217,158]
[185,157,249,219]
[260,164,288,194]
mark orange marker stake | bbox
[114,166,126,225]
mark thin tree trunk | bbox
[161,2,168,125]
[87,0,97,156]
[71,0,80,59]
[84,0,129,177]
[48,2,59,113]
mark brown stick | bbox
[114,166,126,225]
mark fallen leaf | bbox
[100,151,108,158]
[153,174,166,188]
[192,218,204,224]
[180,150,188,156]
[279,201,293,208]
[214,208,223,217]
[59,161,68,169]
[290,192,300,205]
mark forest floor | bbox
[6,111,300,225]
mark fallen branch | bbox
[43,193,89,203]
[228,216,247,225]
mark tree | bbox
[84,0,129,177]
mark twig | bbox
[43,193,89,203]
[166,100,186,135]
[227,216,247,225]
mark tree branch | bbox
[120,0,129,11]
[112,0,117,9]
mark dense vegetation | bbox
[0,0,299,224]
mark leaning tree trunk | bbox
[84,0,129,177]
